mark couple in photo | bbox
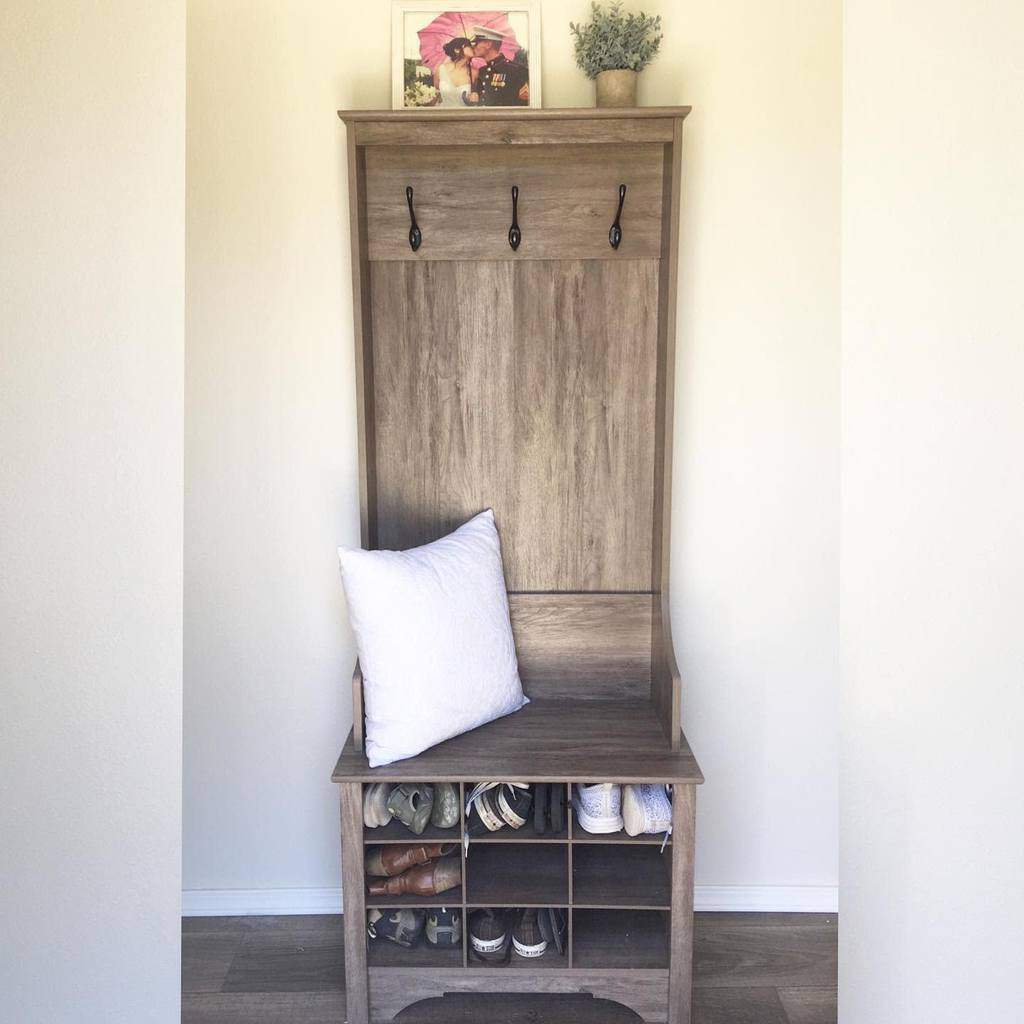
[433,26,529,106]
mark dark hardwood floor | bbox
[182,912,836,1023]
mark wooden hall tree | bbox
[332,107,702,1024]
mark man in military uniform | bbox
[468,26,529,106]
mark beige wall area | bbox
[185,0,840,908]
[840,1,1024,1020]
[0,2,184,1020]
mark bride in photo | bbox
[433,37,475,106]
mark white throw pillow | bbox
[337,509,528,768]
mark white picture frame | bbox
[391,0,543,111]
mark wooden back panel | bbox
[364,144,664,261]
[370,257,659,592]
[509,594,652,700]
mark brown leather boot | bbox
[364,843,456,877]
[366,856,462,897]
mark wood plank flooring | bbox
[182,913,836,1024]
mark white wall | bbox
[841,1,1024,1021]
[185,0,839,910]
[0,3,184,1021]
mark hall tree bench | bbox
[331,107,702,1024]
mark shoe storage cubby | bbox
[359,780,677,973]
[366,906,463,969]
[572,909,671,970]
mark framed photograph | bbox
[391,1,542,110]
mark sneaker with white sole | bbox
[622,784,673,837]
[572,783,623,834]
[512,909,548,958]
[363,782,393,828]
[469,908,510,962]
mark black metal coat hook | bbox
[508,185,521,251]
[406,186,422,252]
[609,184,627,250]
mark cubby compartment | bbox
[572,910,670,969]
[569,782,674,845]
[466,782,569,842]
[466,843,569,907]
[361,782,462,844]
[366,906,463,969]
[466,908,569,970]
[571,843,671,909]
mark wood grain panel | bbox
[370,257,518,566]
[370,260,658,592]
[364,145,663,260]
[332,703,703,784]
[353,118,675,148]
[509,593,651,700]
[339,784,369,1024]
[651,118,685,747]
[510,260,658,589]
[668,784,697,1024]
[369,968,670,1023]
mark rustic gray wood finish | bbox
[369,259,659,592]
[334,107,699,1024]
[365,145,663,260]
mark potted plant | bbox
[570,1,663,108]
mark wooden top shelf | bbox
[339,106,691,146]
[332,699,703,784]
[338,106,691,123]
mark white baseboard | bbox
[694,885,837,913]
[182,884,837,917]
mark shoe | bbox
[367,908,425,948]
[512,909,548,958]
[430,783,460,829]
[549,784,565,834]
[469,908,510,962]
[425,907,462,948]
[622,784,673,837]
[364,842,456,877]
[366,855,461,897]
[386,783,434,836]
[466,783,532,835]
[363,783,393,828]
[538,907,567,956]
[533,783,549,834]
[573,783,623,834]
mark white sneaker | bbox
[572,783,623,834]
[363,782,393,828]
[622,784,672,837]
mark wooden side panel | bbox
[651,123,685,746]
[370,259,659,592]
[508,593,652,700]
[364,144,663,261]
[668,784,697,1024]
[346,135,377,549]
[339,783,369,1024]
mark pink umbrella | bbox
[417,11,520,70]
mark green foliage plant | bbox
[570,1,663,79]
